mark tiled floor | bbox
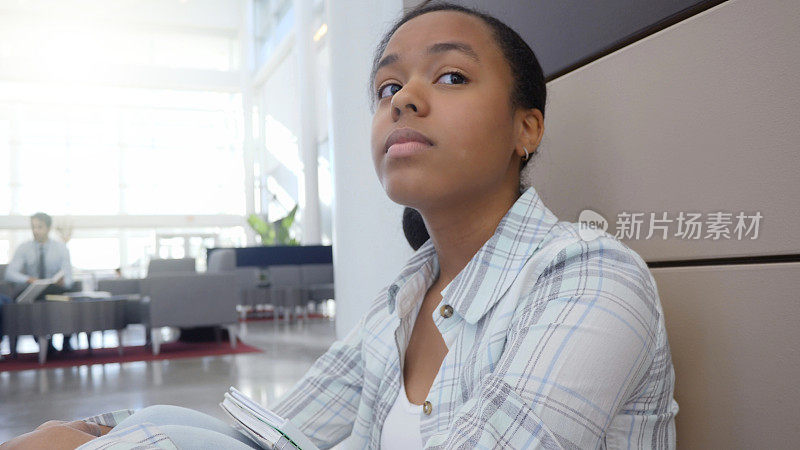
[0,319,337,443]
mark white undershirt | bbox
[380,379,424,449]
[381,299,426,449]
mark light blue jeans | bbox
[110,404,259,449]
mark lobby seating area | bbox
[2,249,335,363]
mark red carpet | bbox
[0,340,262,373]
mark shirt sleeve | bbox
[268,314,367,449]
[5,243,30,284]
[77,409,180,450]
[426,236,666,449]
[82,409,137,427]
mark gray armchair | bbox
[140,272,239,355]
[96,258,240,354]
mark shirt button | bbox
[422,400,433,415]
[439,304,454,318]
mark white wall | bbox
[327,0,411,339]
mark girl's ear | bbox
[515,108,544,158]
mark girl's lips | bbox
[384,127,434,153]
[386,141,432,158]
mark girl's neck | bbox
[421,187,520,289]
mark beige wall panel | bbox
[532,0,800,261]
[652,262,800,448]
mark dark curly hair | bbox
[370,1,547,250]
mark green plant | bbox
[247,205,300,246]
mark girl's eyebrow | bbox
[376,41,481,72]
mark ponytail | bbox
[402,207,430,250]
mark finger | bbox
[65,420,102,437]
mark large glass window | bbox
[251,0,333,244]
[69,237,122,271]
[0,120,11,214]
[0,230,10,264]
[122,105,244,215]
[1,84,245,216]
[0,0,246,275]
[0,0,337,272]
[0,14,239,72]
[255,0,294,66]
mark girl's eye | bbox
[378,83,401,99]
[436,72,468,85]
[376,72,468,100]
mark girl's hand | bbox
[1,420,108,449]
[35,420,113,436]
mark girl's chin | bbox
[381,176,445,209]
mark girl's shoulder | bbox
[512,220,662,325]
[538,219,654,288]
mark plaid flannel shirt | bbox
[269,185,678,449]
[75,185,678,449]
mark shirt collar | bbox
[386,237,438,319]
[386,185,560,324]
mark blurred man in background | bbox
[4,212,75,354]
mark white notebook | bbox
[220,387,320,450]
[15,269,65,304]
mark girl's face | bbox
[370,11,520,210]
